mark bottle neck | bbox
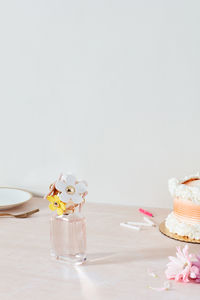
[63,202,84,216]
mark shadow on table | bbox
[86,246,173,266]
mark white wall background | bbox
[0,0,200,208]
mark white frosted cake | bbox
[165,173,200,240]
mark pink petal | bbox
[183,245,189,256]
[190,266,199,279]
[182,266,190,282]
[149,281,171,291]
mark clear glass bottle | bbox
[50,206,86,265]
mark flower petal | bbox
[60,201,66,211]
[57,208,64,215]
[66,174,76,186]
[72,193,83,204]
[59,192,71,203]
[166,245,194,283]
[148,281,171,291]
[76,182,87,194]
[54,195,61,203]
[55,180,67,193]
[49,203,56,211]
[47,196,54,203]
[190,266,199,278]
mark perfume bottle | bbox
[46,173,88,265]
[50,205,87,265]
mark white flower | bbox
[55,174,87,204]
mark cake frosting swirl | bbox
[168,172,200,205]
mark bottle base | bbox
[51,251,87,265]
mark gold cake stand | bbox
[159,221,200,244]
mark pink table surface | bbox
[0,197,200,300]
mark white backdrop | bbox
[0,0,200,208]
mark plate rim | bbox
[0,187,33,209]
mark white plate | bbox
[0,187,32,210]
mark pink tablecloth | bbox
[0,197,199,300]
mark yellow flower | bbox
[47,195,66,215]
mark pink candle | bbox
[139,208,153,217]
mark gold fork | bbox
[0,208,39,218]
